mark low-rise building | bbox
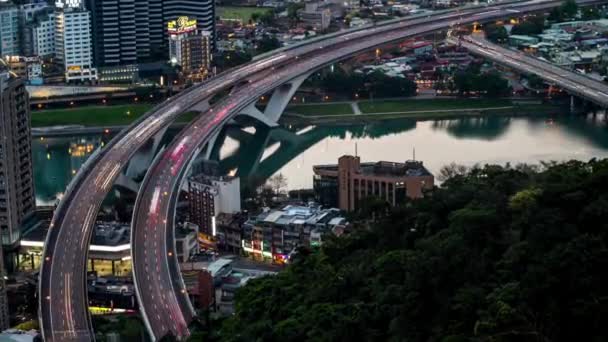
[175,222,200,263]
[3,56,43,84]
[300,1,332,31]
[188,174,241,238]
[215,213,246,253]
[98,64,139,83]
[314,155,434,211]
[242,205,346,263]
[509,34,539,47]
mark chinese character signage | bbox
[168,16,197,35]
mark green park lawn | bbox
[358,98,515,114]
[286,103,354,116]
[31,104,198,128]
[217,6,273,23]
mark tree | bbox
[549,0,578,21]
[215,50,252,69]
[454,67,512,97]
[437,163,468,182]
[287,3,304,27]
[216,159,608,342]
[256,34,281,54]
[367,71,417,98]
[267,173,288,195]
[250,12,261,24]
[581,6,601,20]
[259,11,276,26]
[475,71,512,97]
[561,0,578,19]
[526,74,545,90]
[484,23,508,43]
[511,15,546,35]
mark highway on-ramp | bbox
[453,35,608,106]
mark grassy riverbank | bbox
[286,103,354,115]
[217,6,273,22]
[358,98,515,113]
[285,98,562,123]
[31,104,198,128]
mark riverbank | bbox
[30,98,562,134]
[283,98,563,124]
[31,104,198,136]
[31,104,153,127]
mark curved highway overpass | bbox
[41,2,541,340]
[130,0,606,340]
[453,35,608,106]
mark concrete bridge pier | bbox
[238,72,312,127]
[117,125,170,192]
[570,95,575,113]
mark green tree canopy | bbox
[208,159,608,342]
[484,23,508,43]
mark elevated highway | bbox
[452,35,608,106]
[130,0,607,340]
[39,0,606,340]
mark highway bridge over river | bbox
[38,0,607,340]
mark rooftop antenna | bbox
[355,142,358,157]
[413,147,416,161]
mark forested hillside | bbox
[213,160,608,342]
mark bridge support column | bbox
[117,125,170,192]
[239,72,312,127]
[570,95,575,113]
[203,131,221,160]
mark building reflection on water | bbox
[31,112,608,205]
[33,135,110,205]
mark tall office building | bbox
[0,68,33,324]
[162,0,216,50]
[0,67,35,247]
[19,1,50,56]
[86,0,149,66]
[0,4,21,56]
[31,9,55,57]
[85,0,215,66]
[147,0,164,56]
[55,2,97,82]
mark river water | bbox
[32,113,608,205]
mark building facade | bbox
[55,7,97,82]
[86,0,147,66]
[168,18,211,77]
[188,175,240,237]
[300,2,331,31]
[0,5,21,56]
[314,155,434,212]
[0,69,26,330]
[162,0,216,51]
[3,56,42,84]
[19,0,50,56]
[0,69,35,248]
[242,205,346,263]
[31,10,55,57]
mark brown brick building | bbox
[313,155,434,212]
